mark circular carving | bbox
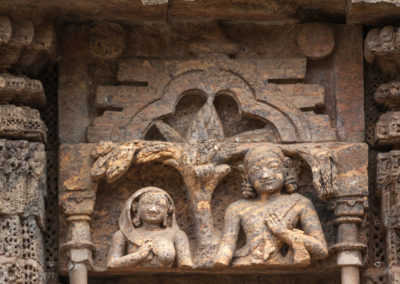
[298,23,335,60]
[89,22,125,59]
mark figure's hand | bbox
[141,240,153,254]
[265,212,288,237]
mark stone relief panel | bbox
[88,58,335,144]
[213,145,328,267]
[364,25,400,284]
[107,187,193,269]
[376,151,400,283]
[0,139,46,283]
[59,22,364,144]
[58,21,367,283]
[59,139,367,273]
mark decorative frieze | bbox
[0,73,46,108]
[0,105,46,143]
[0,139,46,283]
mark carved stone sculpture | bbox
[57,24,367,284]
[0,139,46,283]
[365,26,400,74]
[374,81,400,146]
[107,187,193,269]
[214,145,328,267]
[0,105,47,143]
[377,151,400,280]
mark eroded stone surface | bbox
[58,140,367,272]
[0,73,46,108]
[348,0,400,25]
[365,26,400,75]
[0,139,46,283]
[88,57,336,144]
[0,105,46,143]
[107,187,193,270]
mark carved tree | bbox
[87,58,342,267]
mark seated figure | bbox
[107,186,193,269]
[214,145,328,267]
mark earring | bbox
[241,179,256,198]
[284,158,298,193]
[133,216,141,227]
[162,215,168,227]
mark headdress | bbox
[240,145,298,198]
[119,187,178,245]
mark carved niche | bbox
[59,53,368,275]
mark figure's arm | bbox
[174,230,193,268]
[107,231,151,268]
[298,199,328,259]
[213,204,241,267]
[265,198,328,260]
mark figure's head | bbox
[129,187,175,228]
[241,145,296,198]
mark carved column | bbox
[0,16,56,283]
[0,82,47,282]
[330,196,368,284]
[365,25,400,283]
[59,144,97,284]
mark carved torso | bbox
[229,193,315,266]
[126,229,177,268]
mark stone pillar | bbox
[0,82,47,282]
[330,196,368,284]
[0,15,56,283]
[59,144,98,284]
[365,25,400,283]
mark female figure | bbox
[107,187,193,269]
[214,145,328,267]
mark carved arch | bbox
[114,69,313,142]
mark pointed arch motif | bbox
[113,69,313,143]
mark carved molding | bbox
[297,23,335,61]
[0,105,47,143]
[0,73,46,108]
[88,58,335,144]
[0,17,56,73]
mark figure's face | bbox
[137,193,170,225]
[248,151,285,196]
